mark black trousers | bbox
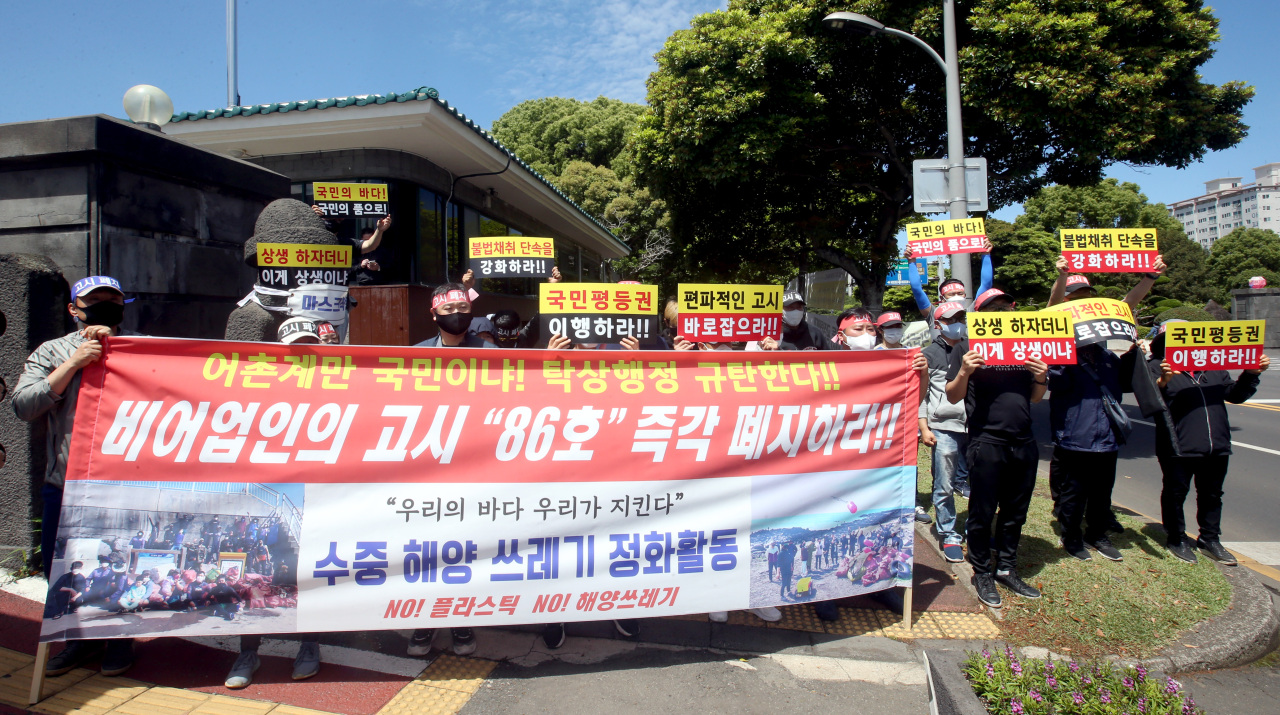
[965,440,1038,575]
[1054,447,1119,546]
[1158,455,1229,544]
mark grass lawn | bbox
[915,444,1231,659]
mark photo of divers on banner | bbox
[42,337,919,641]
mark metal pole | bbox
[942,0,972,295]
[227,0,240,108]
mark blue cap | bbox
[72,276,126,299]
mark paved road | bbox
[1031,349,1280,567]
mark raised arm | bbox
[906,246,932,314]
[1122,255,1165,311]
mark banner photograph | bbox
[42,338,920,641]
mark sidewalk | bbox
[0,544,997,715]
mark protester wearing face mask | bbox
[414,283,498,349]
[759,292,837,350]
[875,312,907,349]
[945,288,1049,608]
[278,317,323,345]
[491,310,523,348]
[905,238,994,322]
[832,308,878,351]
[1047,253,1166,311]
[13,276,140,677]
[918,302,971,563]
[317,321,340,345]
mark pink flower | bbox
[1072,692,1085,706]
[1046,676,1058,689]
[1069,661,1080,673]
[1029,690,1042,703]
[1011,699,1024,715]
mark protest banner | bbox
[968,311,1077,365]
[538,283,659,344]
[40,338,920,642]
[1060,229,1159,273]
[1165,320,1265,371]
[904,218,986,259]
[1045,297,1138,346]
[312,182,389,218]
[468,237,555,278]
[255,242,354,289]
[676,284,782,343]
[885,259,929,287]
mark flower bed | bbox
[962,646,1202,714]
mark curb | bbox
[1129,561,1280,674]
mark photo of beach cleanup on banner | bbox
[42,338,919,641]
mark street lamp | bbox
[823,3,973,295]
[122,85,174,132]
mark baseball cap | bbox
[1064,275,1092,294]
[72,276,133,302]
[876,311,904,327]
[933,301,966,321]
[973,288,1012,311]
[783,291,805,307]
[278,317,321,344]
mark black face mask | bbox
[435,311,472,336]
[78,301,125,327]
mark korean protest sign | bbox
[968,311,1077,366]
[539,283,659,344]
[676,284,782,343]
[256,242,354,290]
[312,182,389,219]
[41,338,921,642]
[1165,320,1265,371]
[1045,297,1138,347]
[904,218,987,259]
[1060,229,1159,273]
[468,237,555,279]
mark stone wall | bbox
[1231,288,1280,348]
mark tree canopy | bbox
[1209,227,1280,297]
[632,0,1252,309]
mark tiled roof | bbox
[168,87,620,245]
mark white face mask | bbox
[714,343,734,351]
[782,309,805,327]
[579,343,601,349]
[882,327,905,344]
[844,333,877,351]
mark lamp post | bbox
[823,2,973,295]
[122,85,174,132]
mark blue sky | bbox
[2,0,1273,215]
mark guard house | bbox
[165,87,629,344]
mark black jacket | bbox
[1147,356,1259,457]
[780,320,836,351]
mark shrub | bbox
[1156,306,1214,324]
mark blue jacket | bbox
[1048,347,1128,453]
[908,253,993,318]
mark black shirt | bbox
[946,350,1036,444]
[779,321,836,351]
[414,334,499,349]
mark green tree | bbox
[1014,179,1214,307]
[490,97,645,180]
[633,0,1252,309]
[984,218,1058,303]
[1209,227,1280,296]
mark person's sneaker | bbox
[750,607,782,622]
[994,570,1041,600]
[1086,537,1123,562]
[1197,538,1237,565]
[407,628,435,656]
[541,623,566,650]
[450,628,476,655]
[224,650,260,689]
[100,639,134,677]
[814,600,840,621]
[973,573,1002,608]
[613,619,639,637]
[914,506,933,525]
[954,483,971,499]
[1063,541,1092,561]
[942,543,965,563]
[708,611,729,623]
[1167,540,1198,564]
[292,641,321,680]
[46,641,103,676]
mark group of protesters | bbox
[15,209,1268,687]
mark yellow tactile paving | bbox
[0,664,96,709]
[930,611,1002,639]
[106,686,210,715]
[414,654,496,694]
[879,611,947,640]
[765,605,826,633]
[376,683,473,715]
[821,607,885,637]
[32,675,149,715]
[188,694,278,715]
[0,647,34,676]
